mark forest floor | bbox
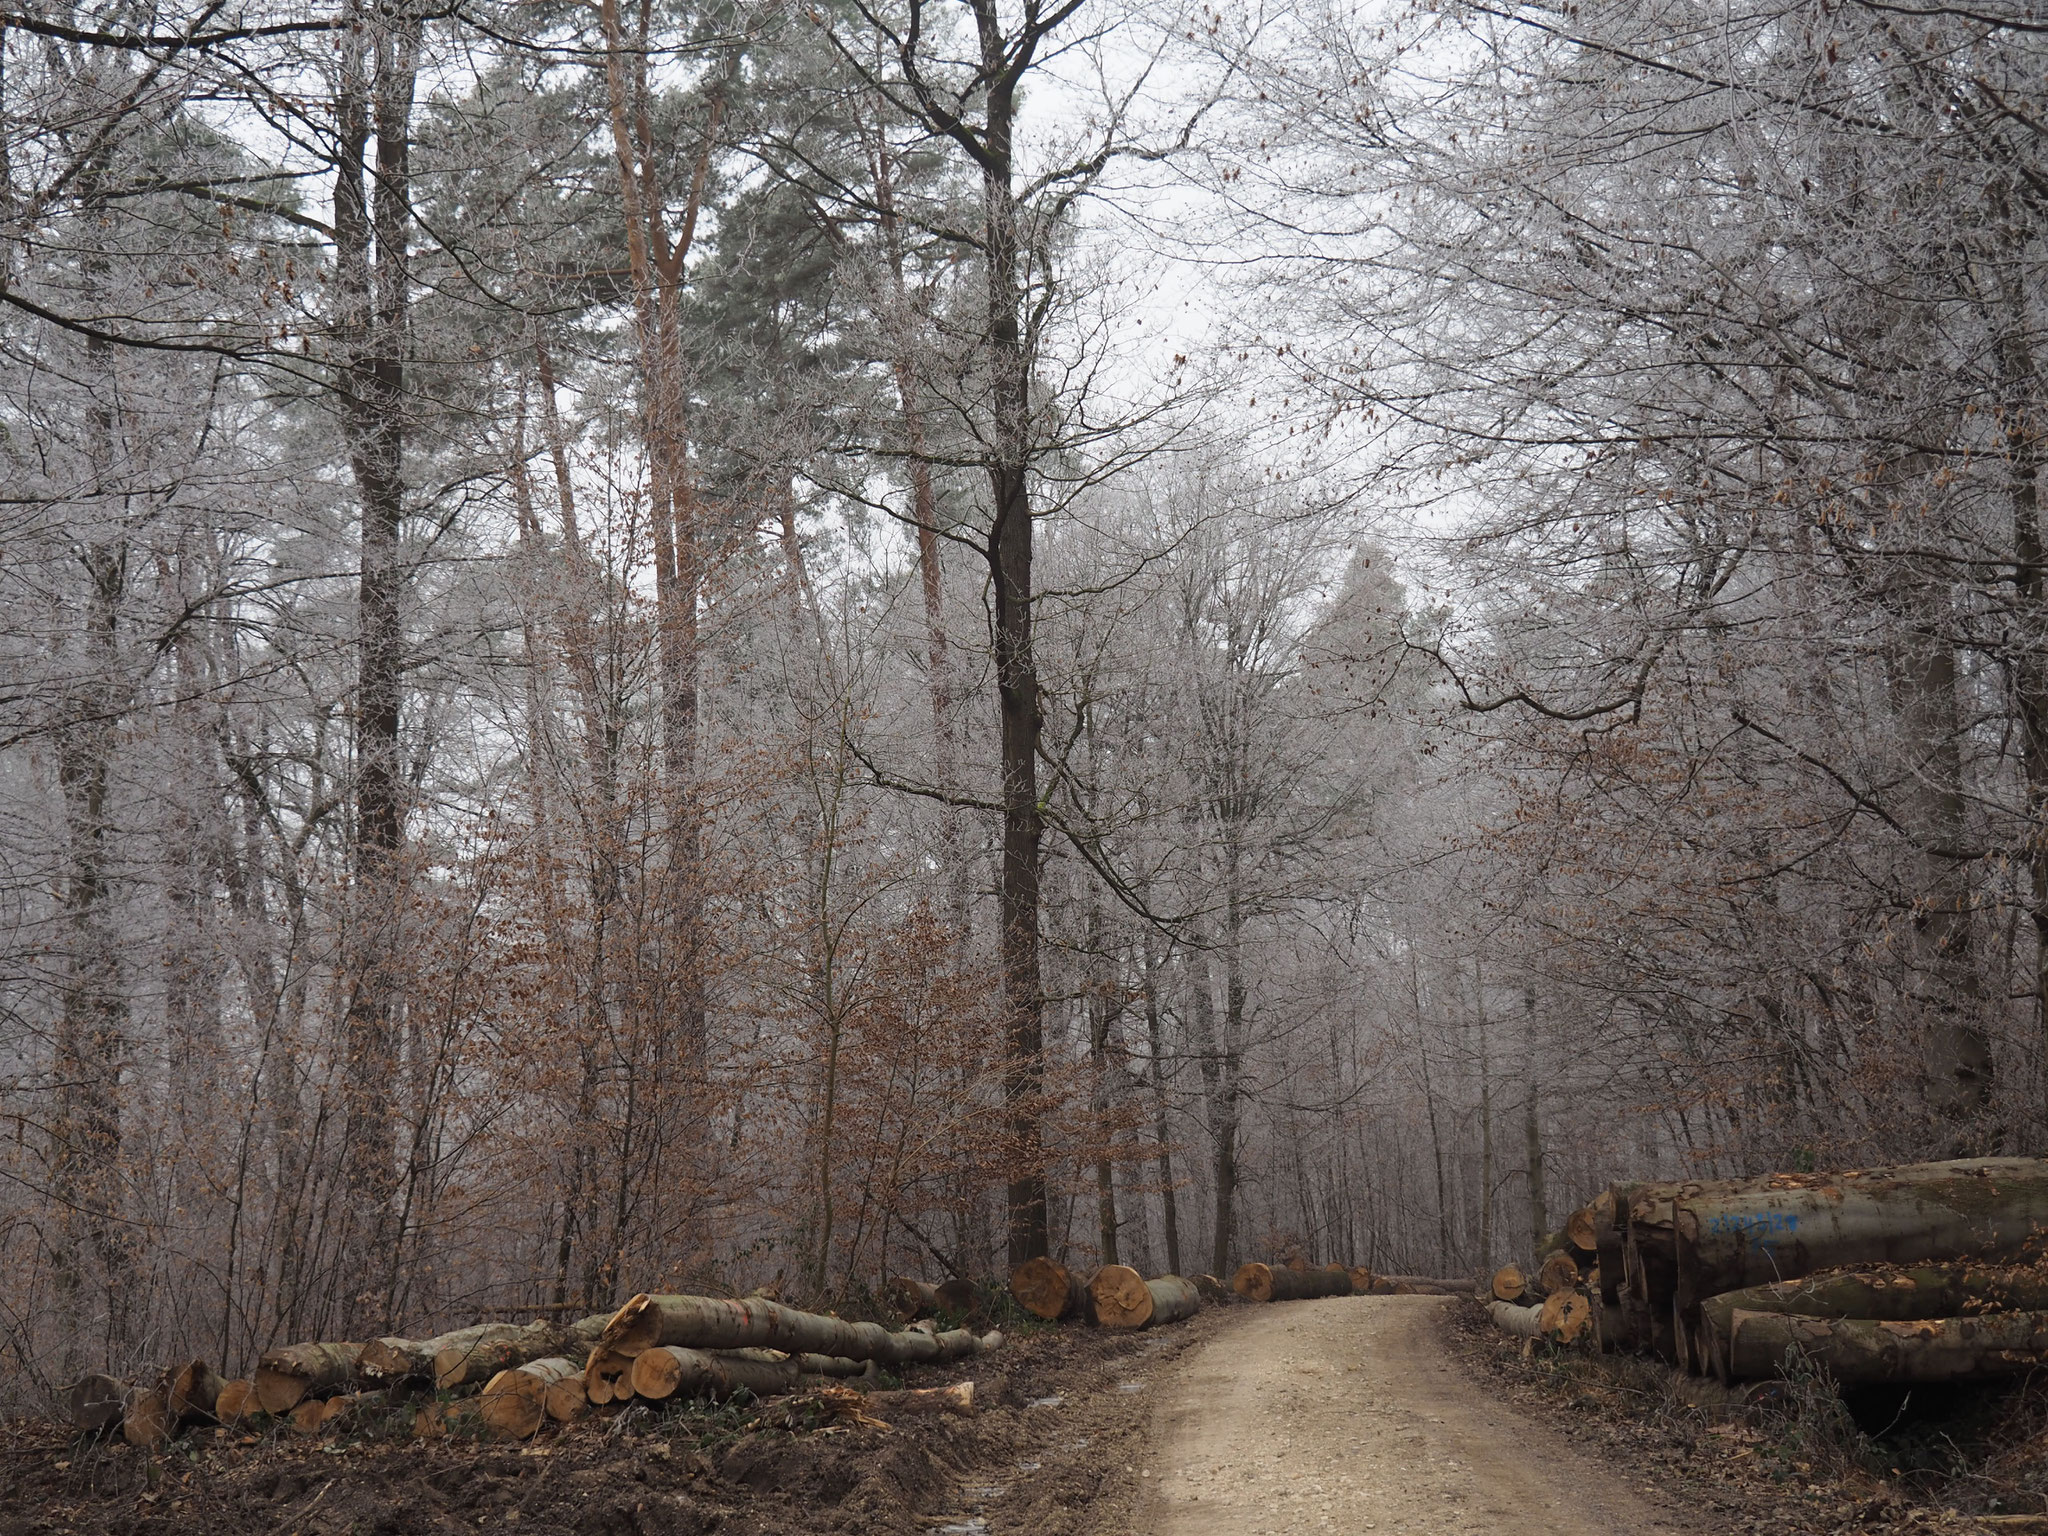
[10,1293,2048,1535]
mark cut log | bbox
[545,1368,588,1423]
[361,1322,525,1386]
[122,1388,171,1450]
[1346,1267,1374,1294]
[1090,1268,1200,1330]
[629,1345,816,1403]
[479,1358,582,1439]
[317,1390,388,1433]
[1592,1188,1625,1306]
[582,1345,635,1406]
[1565,1205,1599,1255]
[1492,1265,1529,1304]
[255,1340,362,1415]
[164,1360,224,1426]
[1488,1300,1542,1338]
[413,1397,482,1439]
[287,1398,329,1436]
[1726,1307,2048,1384]
[213,1378,258,1428]
[1536,1251,1582,1298]
[1539,1289,1594,1345]
[1697,1263,2048,1383]
[1191,1273,1232,1303]
[1009,1257,1092,1321]
[935,1277,977,1317]
[887,1277,938,1322]
[1675,1160,2048,1316]
[435,1312,607,1389]
[598,1292,1004,1368]
[63,1374,129,1434]
[866,1381,975,1418]
[1232,1262,1350,1303]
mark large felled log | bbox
[479,1358,583,1439]
[1565,1205,1599,1255]
[936,1278,977,1317]
[435,1313,608,1389]
[165,1360,225,1426]
[255,1341,362,1414]
[1539,1289,1594,1345]
[214,1379,258,1428]
[1089,1267,1201,1329]
[887,1277,938,1322]
[1232,1262,1351,1303]
[1697,1263,2048,1383]
[545,1369,588,1423]
[64,1374,129,1434]
[1492,1265,1530,1304]
[1592,1188,1626,1306]
[1725,1307,2048,1384]
[1192,1273,1233,1303]
[1536,1251,1582,1297]
[1488,1300,1542,1338]
[582,1345,635,1405]
[1675,1159,2048,1314]
[123,1389,171,1450]
[628,1345,820,1403]
[1009,1257,1093,1321]
[598,1292,1003,1368]
[361,1322,525,1386]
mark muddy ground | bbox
[0,1312,1218,1536]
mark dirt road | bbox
[1138,1294,1690,1536]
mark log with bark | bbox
[1566,1205,1599,1255]
[1231,1262,1351,1303]
[360,1322,525,1386]
[628,1346,827,1404]
[1487,1300,1542,1338]
[1191,1273,1233,1303]
[1674,1160,2048,1317]
[435,1312,609,1389]
[63,1374,129,1434]
[479,1358,584,1439]
[1492,1265,1530,1304]
[1592,1188,1626,1306]
[1696,1263,2048,1383]
[1089,1267,1200,1330]
[545,1368,588,1424]
[1724,1307,2048,1384]
[413,1397,483,1439]
[254,1341,363,1414]
[1009,1257,1094,1322]
[887,1277,938,1322]
[597,1292,1002,1368]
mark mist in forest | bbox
[1,0,2039,1398]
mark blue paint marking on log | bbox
[1706,1211,1799,1253]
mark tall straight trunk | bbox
[594,10,727,1266]
[970,19,1049,1267]
[1476,963,1493,1269]
[1523,986,1547,1253]
[1143,930,1182,1275]
[332,0,418,1333]
[1086,900,1120,1266]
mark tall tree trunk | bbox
[1523,986,1548,1254]
[1143,930,1183,1275]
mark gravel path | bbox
[1138,1294,1692,1536]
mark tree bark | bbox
[434,1313,608,1389]
[1009,1257,1095,1322]
[359,1322,526,1385]
[64,1374,128,1434]
[1090,1268,1200,1330]
[1231,1263,1352,1303]
[255,1341,363,1414]
[480,1358,585,1439]
[598,1292,1001,1367]
[1698,1263,2048,1383]
[1726,1308,2048,1384]
[1487,1300,1542,1338]
[888,1276,938,1321]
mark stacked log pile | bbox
[1484,1156,2048,1388]
[62,1287,1004,1450]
